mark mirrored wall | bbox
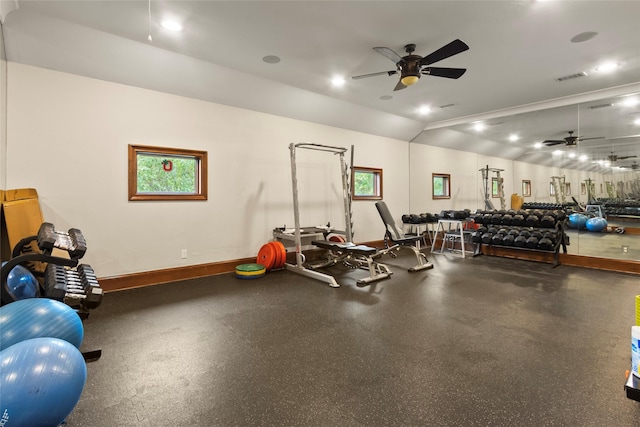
[437,91,640,262]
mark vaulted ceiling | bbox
[2,1,640,170]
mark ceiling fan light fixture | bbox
[401,75,420,86]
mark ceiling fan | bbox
[542,131,604,146]
[352,39,469,91]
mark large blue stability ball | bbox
[0,298,84,351]
[586,217,608,232]
[568,213,588,230]
[0,337,87,427]
[1,262,38,301]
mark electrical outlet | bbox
[181,249,188,259]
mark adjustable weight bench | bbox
[310,240,392,285]
[375,201,434,272]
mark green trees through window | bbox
[352,167,382,200]
[136,154,197,193]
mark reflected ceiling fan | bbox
[542,131,604,146]
[620,161,639,170]
[607,152,637,162]
[352,39,469,91]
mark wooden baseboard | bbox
[480,245,640,275]
[98,240,385,292]
[99,238,639,293]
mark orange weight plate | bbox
[268,242,281,269]
[270,241,287,269]
[257,243,276,271]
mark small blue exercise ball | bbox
[0,298,84,351]
[1,262,38,301]
[0,337,87,427]
[568,213,588,230]
[585,217,608,232]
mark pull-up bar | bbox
[287,142,354,287]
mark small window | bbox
[565,183,571,196]
[128,145,208,201]
[432,173,451,199]
[352,167,382,200]
[581,182,586,195]
[522,180,531,197]
[491,177,502,198]
[549,182,555,196]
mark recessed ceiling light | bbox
[620,96,639,107]
[418,106,431,115]
[262,55,281,64]
[579,155,588,161]
[594,61,619,73]
[161,20,182,32]
[568,152,576,159]
[331,76,346,87]
[552,150,563,156]
[534,142,543,149]
[473,122,485,132]
[634,118,640,126]
[508,134,518,142]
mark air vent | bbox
[556,72,588,82]
[589,103,614,109]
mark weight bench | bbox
[375,201,434,272]
[310,240,392,285]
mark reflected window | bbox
[432,173,450,199]
[522,180,531,197]
[491,178,501,198]
[549,182,555,195]
[565,183,571,196]
[581,182,586,195]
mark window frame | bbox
[522,180,531,197]
[128,144,208,201]
[351,166,383,201]
[432,173,451,200]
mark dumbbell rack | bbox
[472,209,569,267]
[1,222,104,317]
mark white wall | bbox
[6,63,412,277]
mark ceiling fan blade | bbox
[393,80,407,91]
[543,140,565,146]
[605,134,640,140]
[579,136,605,141]
[352,70,397,80]
[422,67,467,79]
[373,47,403,63]
[420,39,469,66]
[618,155,638,160]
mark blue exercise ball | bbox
[586,217,608,232]
[568,213,588,230]
[0,337,87,427]
[0,298,84,351]
[1,262,38,301]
